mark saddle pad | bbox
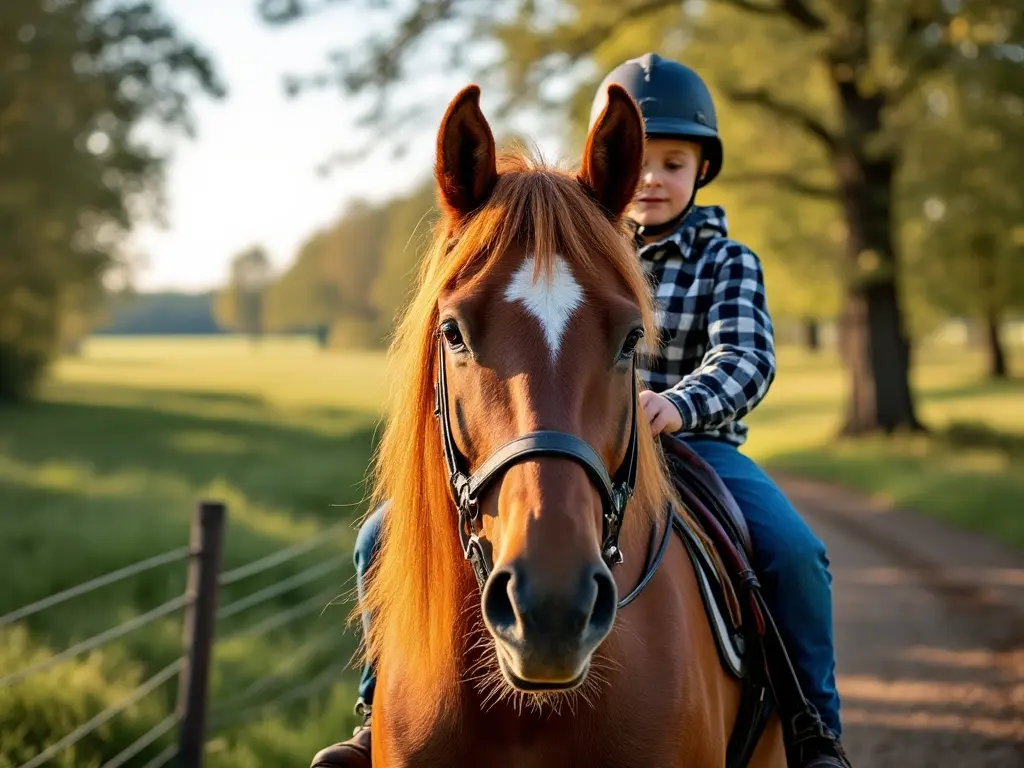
[672,513,746,678]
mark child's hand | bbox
[639,391,683,435]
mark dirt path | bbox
[778,476,1024,768]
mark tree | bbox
[368,178,437,339]
[900,67,1024,378]
[264,201,389,347]
[326,201,389,331]
[216,245,274,340]
[0,0,223,400]
[264,183,436,347]
[264,229,341,341]
[259,0,1022,434]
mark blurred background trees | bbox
[4,0,1022,429]
[0,0,223,400]
[215,245,274,341]
[257,0,1023,433]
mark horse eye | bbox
[440,320,466,350]
[620,328,644,358]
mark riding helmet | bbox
[590,53,723,187]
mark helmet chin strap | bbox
[635,204,690,241]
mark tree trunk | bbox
[838,280,921,433]
[832,128,923,434]
[315,323,330,349]
[985,313,1008,379]
[802,318,821,352]
[974,233,1008,379]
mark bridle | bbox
[434,336,672,605]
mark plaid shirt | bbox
[637,205,776,446]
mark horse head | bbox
[362,82,677,707]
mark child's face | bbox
[629,138,705,227]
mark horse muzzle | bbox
[481,557,618,690]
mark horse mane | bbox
[355,148,681,713]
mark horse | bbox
[355,82,786,767]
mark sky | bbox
[132,0,554,292]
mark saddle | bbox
[655,435,772,768]
[661,435,753,555]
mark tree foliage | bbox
[0,0,223,400]
[264,179,437,348]
[900,62,1024,376]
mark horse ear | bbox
[577,84,645,221]
[435,84,498,220]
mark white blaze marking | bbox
[504,254,584,359]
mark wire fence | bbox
[0,501,354,768]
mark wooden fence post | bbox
[176,501,226,767]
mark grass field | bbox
[0,334,1021,766]
[0,338,386,767]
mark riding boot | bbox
[309,701,372,768]
[786,710,852,768]
[747,594,852,768]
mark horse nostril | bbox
[483,566,518,639]
[588,565,617,639]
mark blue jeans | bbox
[351,439,841,735]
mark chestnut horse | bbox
[357,83,785,767]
